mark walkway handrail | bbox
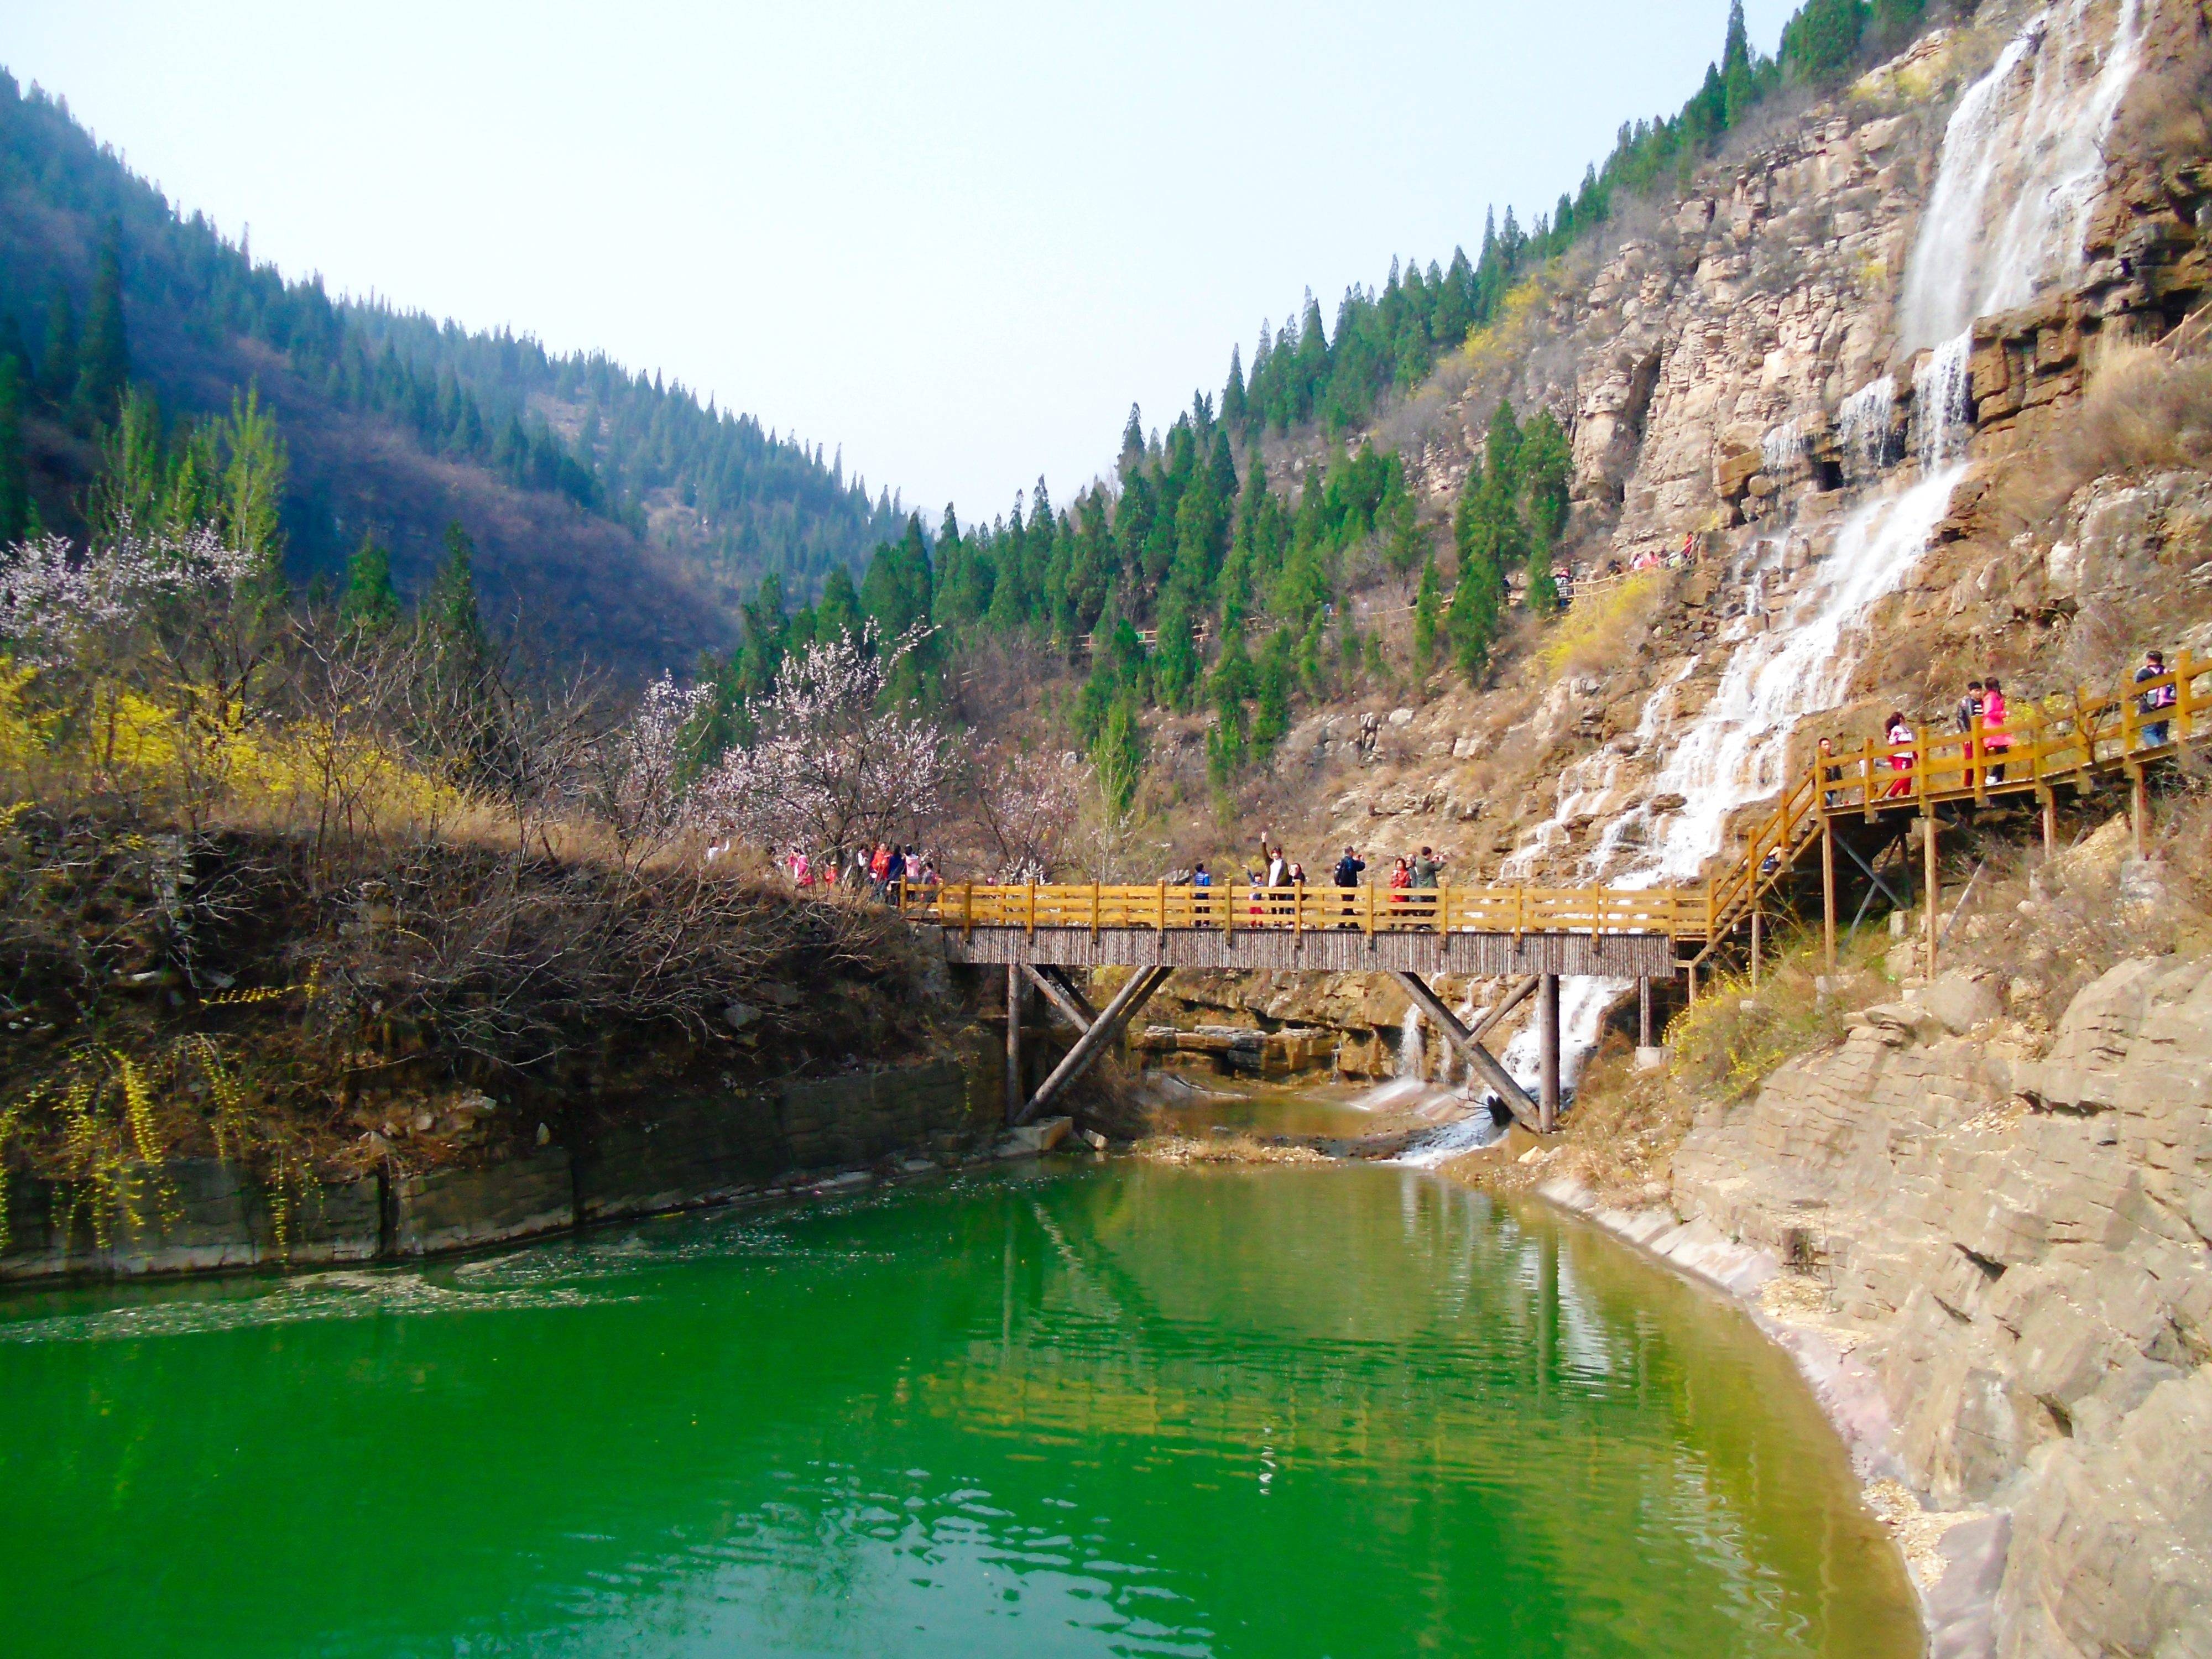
[898,652,2205,954]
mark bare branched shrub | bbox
[1993,346,2212,535]
[969,742,1085,880]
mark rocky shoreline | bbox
[1530,951,2212,1659]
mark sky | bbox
[2,1,1799,525]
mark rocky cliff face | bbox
[1658,956,2212,1657]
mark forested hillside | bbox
[699,0,1926,790]
[0,67,904,671]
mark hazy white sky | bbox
[4,2,1796,523]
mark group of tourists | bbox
[781,842,940,901]
[1813,647,2182,805]
[1158,837,1451,926]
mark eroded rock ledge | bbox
[1546,953,2212,1658]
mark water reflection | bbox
[0,1164,1917,1658]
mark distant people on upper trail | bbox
[1981,679,2010,782]
[1885,711,1917,797]
[2138,650,2177,748]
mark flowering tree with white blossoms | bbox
[0,524,259,669]
[972,742,1084,881]
[692,624,949,863]
[585,672,715,865]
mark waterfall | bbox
[1914,331,1976,469]
[1395,2,2149,1157]
[1396,1001,1426,1081]
[1897,0,2147,349]
[1761,419,1808,484]
[1838,375,1897,482]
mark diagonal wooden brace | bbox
[1391,971,1542,1131]
[1017,965,1171,1125]
[1022,964,1097,1034]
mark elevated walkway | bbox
[904,654,2206,1134]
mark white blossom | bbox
[0,522,257,665]
[692,625,948,858]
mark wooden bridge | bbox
[902,654,2206,1138]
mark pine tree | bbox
[427,521,488,663]
[340,534,401,632]
[1519,407,1573,549]
[1118,404,1146,476]
[75,231,129,422]
[1444,549,1500,684]
[0,354,26,544]
[817,565,864,642]
[1781,0,1867,82]
[1253,628,1294,760]
[1411,552,1442,669]
[1093,693,1146,822]
[218,386,286,571]
[38,286,76,405]
[1524,540,1559,616]
[86,385,165,546]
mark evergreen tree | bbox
[218,386,286,570]
[1411,552,1442,669]
[86,385,165,545]
[816,565,864,643]
[1118,404,1146,476]
[1781,0,1867,81]
[339,534,401,632]
[1519,408,1573,549]
[427,520,488,664]
[1524,540,1559,616]
[1093,693,1146,822]
[1252,628,1293,760]
[0,354,25,544]
[75,229,129,421]
[1443,549,1500,685]
[38,286,76,404]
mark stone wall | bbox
[0,1055,995,1284]
[1657,956,2212,1658]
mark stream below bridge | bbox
[0,1092,1918,1658]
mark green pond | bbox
[0,1161,1921,1658]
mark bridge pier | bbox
[1537,974,1559,1135]
[1005,967,1025,1125]
[1388,972,1541,1131]
[1016,965,1171,1126]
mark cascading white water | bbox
[1914,331,1976,469]
[1838,376,1897,481]
[1394,1,2149,1160]
[1396,1000,1426,1081]
[1761,419,1808,484]
[1897,0,2147,349]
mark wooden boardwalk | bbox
[904,654,2206,1133]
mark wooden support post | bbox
[1005,964,1024,1125]
[1820,818,1837,973]
[1922,812,1940,979]
[1389,971,1540,1129]
[1022,964,1094,1034]
[1638,977,1653,1048]
[1687,961,1699,1004]
[2132,767,2150,860]
[1019,966,1170,1124]
[1538,973,1561,1136]
[2041,792,2056,860]
[1750,910,1762,991]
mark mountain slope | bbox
[0,69,905,671]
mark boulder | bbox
[1922,972,2002,1035]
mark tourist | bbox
[885,843,906,904]
[1955,679,1983,789]
[790,848,812,888]
[1333,844,1365,926]
[1884,712,1916,798]
[2137,650,2176,748]
[1818,736,1842,808]
[1387,854,1411,914]
[1981,677,2010,782]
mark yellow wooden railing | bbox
[899,654,2205,952]
[899,878,1707,941]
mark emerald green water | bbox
[0,1163,1919,1658]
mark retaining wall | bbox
[0,1056,992,1284]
